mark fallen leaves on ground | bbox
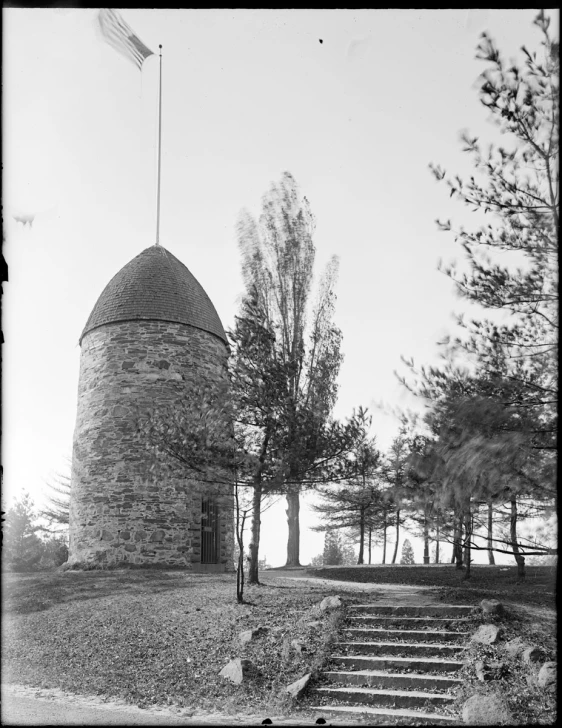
[2,571,349,715]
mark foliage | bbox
[2,493,68,572]
[2,493,44,572]
[137,379,238,489]
[400,538,416,565]
[430,10,557,499]
[322,529,344,566]
[430,10,558,414]
[321,528,356,566]
[39,466,71,530]
[309,553,324,567]
[313,407,385,565]
[236,171,344,567]
[379,427,412,564]
[399,11,558,580]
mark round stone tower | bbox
[68,245,234,570]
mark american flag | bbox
[98,9,154,70]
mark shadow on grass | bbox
[2,570,237,615]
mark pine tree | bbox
[40,465,71,531]
[425,12,558,577]
[323,529,344,565]
[2,493,44,572]
[400,538,416,565]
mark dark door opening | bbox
[201,497,219,563]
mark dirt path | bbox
[267,572,442,605]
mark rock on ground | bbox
[480,598,504,616]
[318,595,342,612]
[219,658,254,684]
[504,637,528,658]
[285,673,311,699]
[462,693,513,725]
[538,661,556,690]
[475,660,506,682]
[291,639,305,654]
[239,627,268,644]
[471,624,502,645]
[522,646,545,664]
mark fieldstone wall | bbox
[68,320,234,569]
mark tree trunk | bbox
[450,515,457,563]
[382,515,387,564]
[358,506,365,565]
[247,482,262,585]
[462,506,472,580]
[435,518,440,564]
[423,511,430,565]
[368,525,372,565]
[235,485,247,603]
[510,497,525,578]
[487,501,495,565]
[248,433,270,585]
[453,512,463,569]
[285,489,301,567]
[391,509,400,564]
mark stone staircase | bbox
[310,603,475,724]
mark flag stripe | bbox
[98,9,154,69]
[100,11,151,68]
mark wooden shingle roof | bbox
[80,245,227,344]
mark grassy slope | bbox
[2,565,556,722]
[1,571,351,716]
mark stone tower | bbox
[68,245,234,570]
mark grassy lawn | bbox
[307,563,557,611]
[1,570,350,717]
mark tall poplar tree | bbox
[236,172,343,566]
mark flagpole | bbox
[156,44,163,246]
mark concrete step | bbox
[339,641,465,657]
[350,615,472,630]
[331,654,465,673]
[313,685,455,709]
[344,627,465,643]
[349,604,474,617]
[324,669,463,691]
[309,704,460,724]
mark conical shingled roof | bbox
[80,245,227,344]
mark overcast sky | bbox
[3,8,556,565]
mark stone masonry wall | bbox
[69,320,234,569]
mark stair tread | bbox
[326,669,463,682]
[309,704,460,721]
[345,627,464,635]
[351,604,473,609]
[331,654,464,665]
[315,686,455,699]
[351,616,470,622]
[339,641,464,648]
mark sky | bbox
[3,8,557,566]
